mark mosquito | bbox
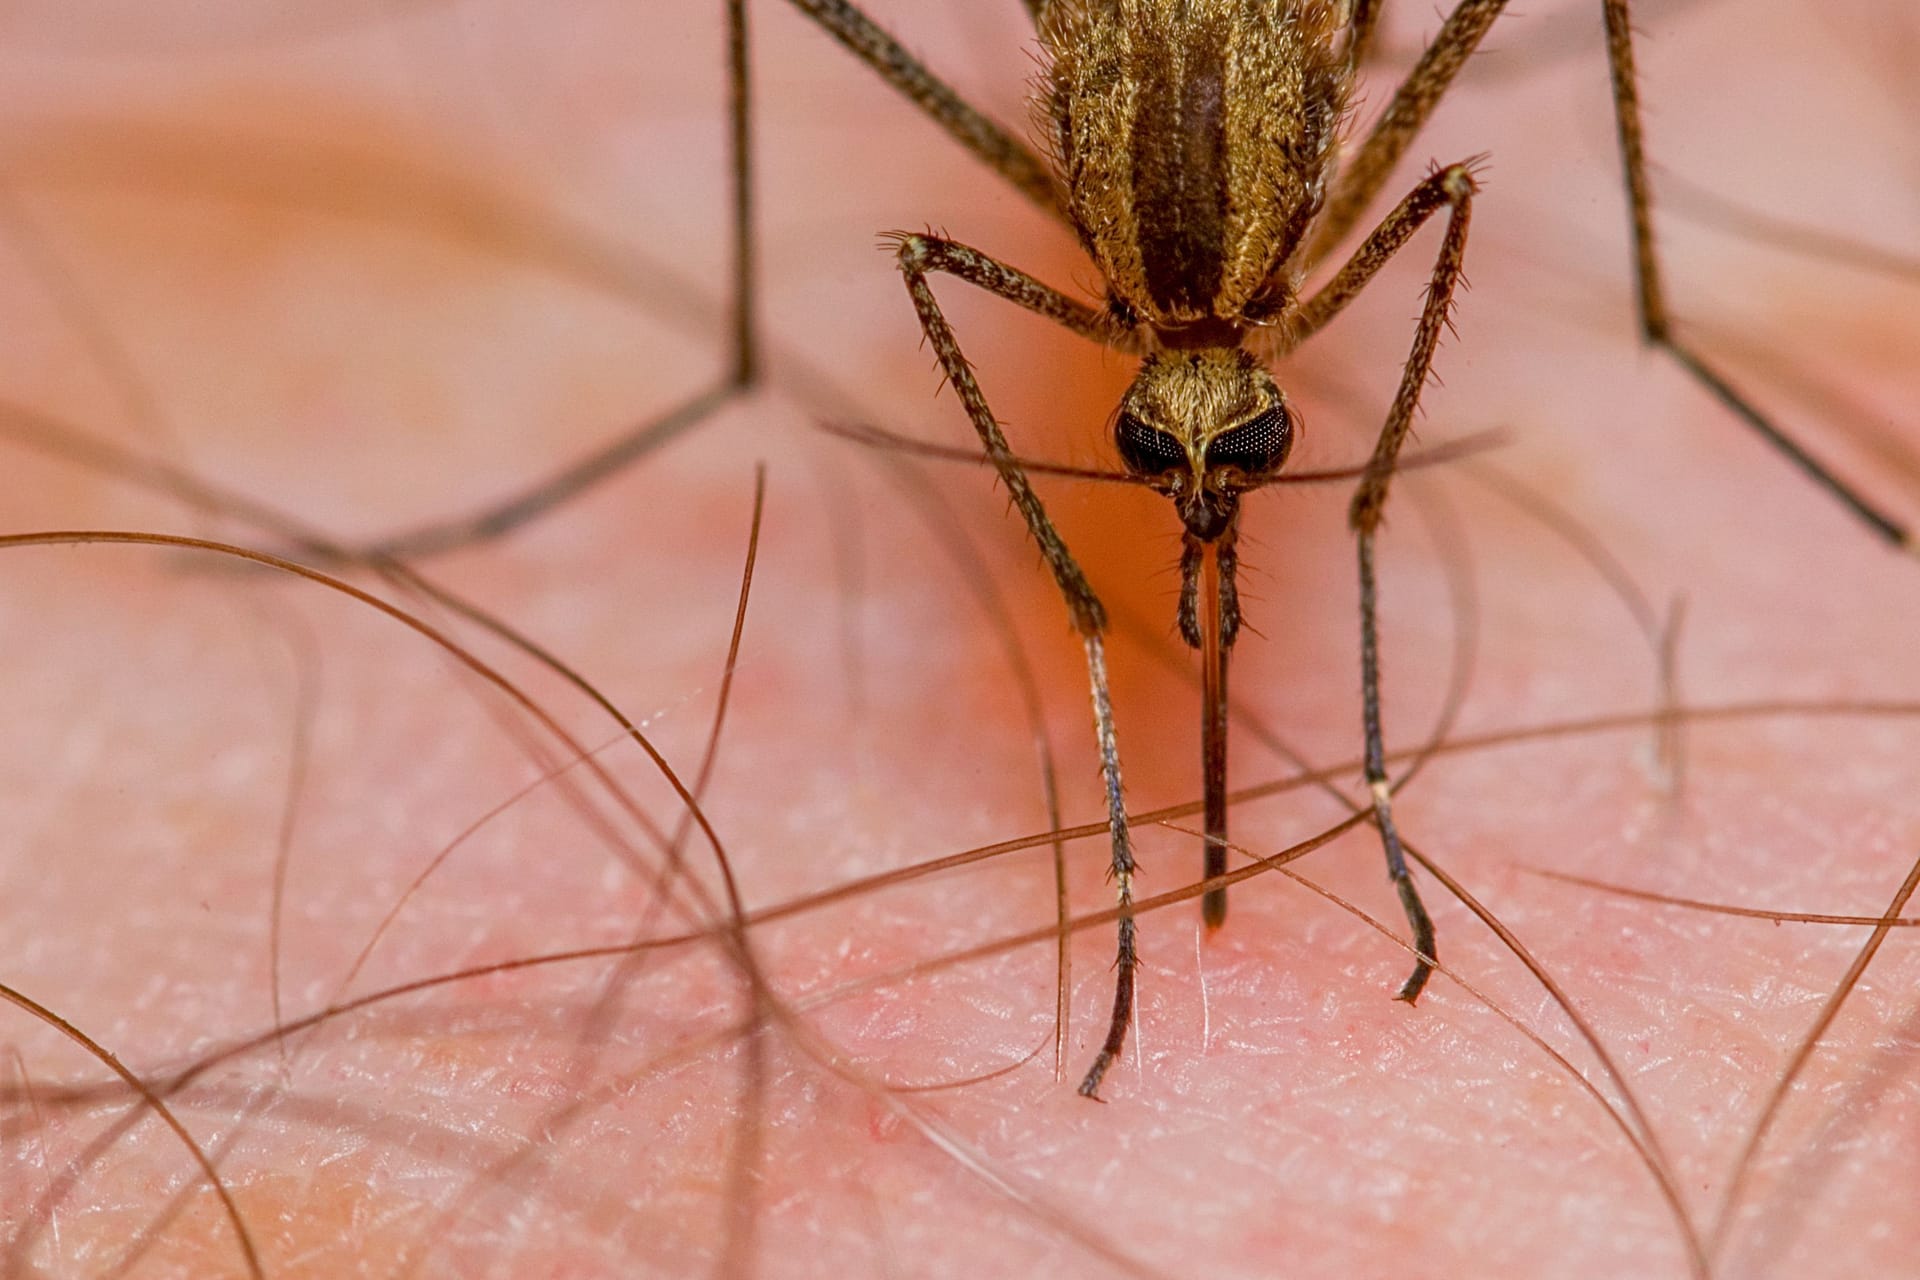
[348,0,1911,1096]
[669,0,1919,1101]
[828,0,1478,1099]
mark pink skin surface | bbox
[0,2,1917,1277]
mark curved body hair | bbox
[1038,0,1354,336]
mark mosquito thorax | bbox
[1114,349,1294,541]
[1041,0,1351,331]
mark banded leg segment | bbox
[891,233,1139,1099]
[1077,631,1137,1100]
[1342,163,1478,1001]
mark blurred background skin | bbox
[0,1,1917,1276]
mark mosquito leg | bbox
[1600,0,1910,550]
[891,232,1137,1099]
[326,0,759,563]
[786,0,1064,220]
[728,0,758,388]
[334,0,1084,562]
[1301,0,1506,268]
[1358,533,1438,1001]
[888,234,1133,350]
[1309,0,1909,548]
[1345,0,1386,72]
[1342,162,1477,1001]
[359,381,737,560]
[1077,631,1137,1101]
[1284,161,1488,354]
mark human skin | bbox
[0,2,1917,1277]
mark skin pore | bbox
[1,1,1917,1276]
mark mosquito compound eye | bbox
[1115,412,1188,475]
[1203,404,1292,474]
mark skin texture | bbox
[0,1,1917,1276]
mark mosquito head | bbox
[1114,349,1293,541]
